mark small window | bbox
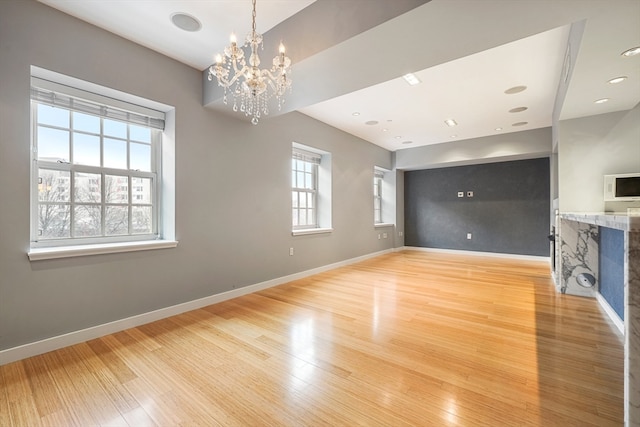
[374,170,384,224]
[374,167,394,226]
[292,148,320,229]
[292,143,332,234]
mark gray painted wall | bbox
[395,127,552,171]
[0,1,393,351]
[404,158,550,256]
[558,104,640,213]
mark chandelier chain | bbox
[252,0,257,37]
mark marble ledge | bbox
[559,212,640,232]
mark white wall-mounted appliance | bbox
[604,173,640,201]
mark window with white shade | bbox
[292,143,332,234]
[31,78,165,247]
[292,148,319,229]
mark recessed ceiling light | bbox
[512,122,528,127]
[608,76,627,84]
[495,127,503,131]
[402,73,421,86]
[395,136,402,139]
[509,107,528,113]
[444,119,458,127]
[382,128,388,132]
[594,98,610,104]
[170,12,202,32]
[450,135,457,138]
[401,140,413,145]
[352,112,361,116]
[621,46,640,57]
[365,120,379,125]
[504,85,527,94]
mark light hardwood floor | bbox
[0,251,624,426]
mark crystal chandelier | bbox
[208,0,292,125]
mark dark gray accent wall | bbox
[599,227,624,320]
[404,158,550,256]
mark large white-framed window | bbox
[292,143,332,235]
[28,68,176,260]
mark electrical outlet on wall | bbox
[457,191,464,198]
[467,233,472,240]
[467,191,474,197]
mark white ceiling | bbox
[38,0,640,152]
[38,0,316,71]
[300,26,570,150]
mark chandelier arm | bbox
[261,68,290,81]
[227,63,248,85]
[260,69,278,81]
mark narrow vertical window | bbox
[374,170,384,224]
[292,148,320,229]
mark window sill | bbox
[291,227,333,236]
[27,240,178,261]
[374,223,395,228]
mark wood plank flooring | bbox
[0,251,624,426]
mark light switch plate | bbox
[457,191,464,198]
[467,191,474,197]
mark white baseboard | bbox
[595,292,624,336]
[401,246,550,262]
[0,248,392,366]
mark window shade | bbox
[292,148,321,164]
[31,84,165,130]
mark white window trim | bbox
[27,240,178,261]
[291,227,333,236]
[28,66,177,260]
[374,223,394,228]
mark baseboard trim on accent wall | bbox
[595,292,624,336]
[0,249,393,366]
[402,246,550,262]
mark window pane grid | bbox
[292,154,318,229]
[33,100,158,242]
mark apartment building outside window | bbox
[31,78,164,247]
